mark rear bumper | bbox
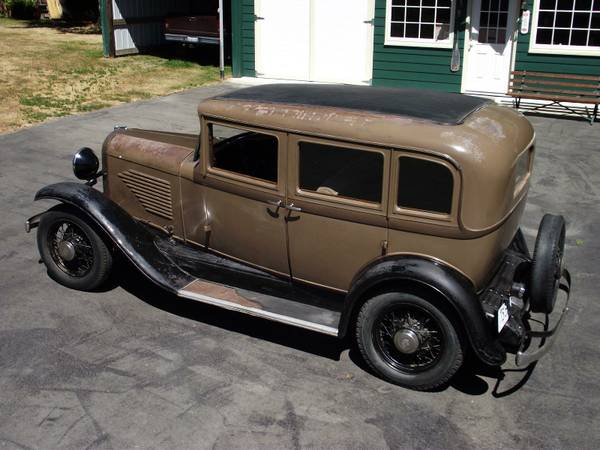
[479,231,572,367]
[515,269,571,367]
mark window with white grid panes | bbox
[531,0,600,54]
[386,0,456,47]
[478,0,511,44]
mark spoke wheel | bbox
[356,292,463,390]
[37,206,113,291]
[373,304,445,373]
[47,220,95,277]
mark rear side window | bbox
[397,157,453,214]
[209,123,278,183]
[299,142,384,203]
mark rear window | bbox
[298,142,384,203]
[397,157,453,214]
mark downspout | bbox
[219,0,225,80]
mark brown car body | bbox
[104,89,533,292]
[29,84,571,389]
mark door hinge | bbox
[381,240,388,256]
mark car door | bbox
[285,135,390,291]
[189,119,290,277]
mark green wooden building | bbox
[101,0,599,97]
[231,0,599,97]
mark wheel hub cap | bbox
[58,240,76,261]
[393,329,421,354]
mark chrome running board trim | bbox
[178,282,340,337]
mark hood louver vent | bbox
[118,169,174,220]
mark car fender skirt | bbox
[34,182,194,293]
[341,257,506,366]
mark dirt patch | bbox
[0,18,228,133]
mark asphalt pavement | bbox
[1,82,599,449]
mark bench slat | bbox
[510,77,599,90]
[509,85,600,98]
[511,71,600,82]
[506,91,600,104]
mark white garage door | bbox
[255,0,375,84]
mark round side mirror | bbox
[72,147,99,180]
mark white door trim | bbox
[461,0,519,96]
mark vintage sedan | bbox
[26,84,571,390]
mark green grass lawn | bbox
[0,17,230,133]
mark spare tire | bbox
[530,214,566,314]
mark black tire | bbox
[356,292,463,390]
[37,206,113,291]
[530,214,566,314]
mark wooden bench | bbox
[507,71,600,124]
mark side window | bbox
[298,142,384,203]
[209,123,278,184]
[397,157,453,214]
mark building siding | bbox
[372,0,466,92]
[514,0,600,76]
[232,0,255,77]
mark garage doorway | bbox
[103,0,231,66]
[254,0,375,85]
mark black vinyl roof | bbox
[216,84,490,125]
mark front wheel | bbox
[37,206,113,291]
[356,292,463,390]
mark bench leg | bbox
[593,104,598,125]
[513,97,521,109]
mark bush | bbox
[3,0,37,19]
[62,0,99,21]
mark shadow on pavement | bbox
[115,266,345,362]
[111,260,538,396]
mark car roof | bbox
[214,84,491,126]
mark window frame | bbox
[289,135,391,213]
[384,0,457,48]
[529,0,600,56]
[389,152,460,226]
[202,118,285,193]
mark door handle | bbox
[266,199,282,216]
[285,203,302,212]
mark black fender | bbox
[34,182,194,293]
[339,256,506,366]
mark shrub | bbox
[3,0,37,19]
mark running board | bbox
[179,279,340,336]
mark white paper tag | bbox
[521,10,530,34]
[497,303,509,333]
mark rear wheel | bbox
[37,206,112,291]
[356,292,463,390]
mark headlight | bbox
[72,147,99,180]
